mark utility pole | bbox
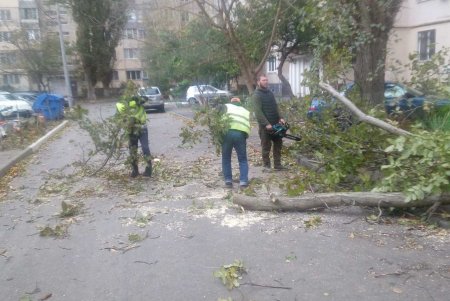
[57,4,73,107]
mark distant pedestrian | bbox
[116,95,152,178]
[252,74,286,170]
[221,97,251,188]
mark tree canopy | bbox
[64,0,128,99]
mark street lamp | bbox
[56,4,73,107]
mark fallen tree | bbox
[233,192,450,212]
[234,83,448,213]
[318,82,412,136]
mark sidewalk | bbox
[0,120,68,177]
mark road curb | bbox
[0,120,69,178]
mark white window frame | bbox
[0,52,16,65]
[418,29,435,61]
[126,70,142,80]
[0,32,12,42]
[267,56,277,73]
[3,74,20,85]
[124,48,139,59]
[124,28,138,39]
[26,29,40,41]
[0,10,11,21]
[20,8,38,20]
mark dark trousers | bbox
[258,125,283,168]
[129,126,151,170]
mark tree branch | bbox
[319,82,412,136]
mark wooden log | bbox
[233,192,450,212]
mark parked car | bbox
[186,85,231,105]
[307,82,450,119]
[11,91,40,105]
[138,86,164,112]
[0,91,33,118]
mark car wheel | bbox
[159,105,165,113]
[188,98,197,105]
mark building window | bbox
[142,71,148,79]
[0,32,12,42]
[124,48,139,59]
[26,29,40,41]
[20,8,38,20]
[0,10,11,21]
[418,29,435,61]
[126,70,141,80]
[267,56,277,72]
[181,11,189,23]
[112,70,119,80]
[0,52,16,65]
[124,28,138,39]
[3,74,20,85]
[128,11,137,22]
[138,29,146,39]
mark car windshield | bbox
[203,86,217,92]
[143,88,160,95]
[0,94,20,101]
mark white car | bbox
[186,85,231,104]
[0,91,33,118]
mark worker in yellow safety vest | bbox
[221,97,251,188]
[116,96,152,178]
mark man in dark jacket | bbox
[252,74,286,170]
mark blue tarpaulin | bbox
[33,93,64,120]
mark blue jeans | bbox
[222,129,248,185]
[129,126,151,165]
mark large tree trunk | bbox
[85,71,96,100]
[277,49,294,98]
[351,0,402,106]
[233,192,450,212]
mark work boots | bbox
[130,164,139,178]
[143,161,152,177]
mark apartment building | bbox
[0,0,77,94]
[4,1,447,97]
[111,0,201,89]
[280,0,450,98]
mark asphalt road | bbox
[0,101,449,301]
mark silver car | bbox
[0,91,33,118]
[138,87,164,112]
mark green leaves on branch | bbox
[375,129,450,202]
[213,260,246,290]
[180,107,231,155]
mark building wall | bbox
[386,0,450,82]
[0,0,78,93]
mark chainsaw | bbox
[270,122,301,141]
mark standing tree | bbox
[143,18,239,93]
[9,30,63,91]
[64,0,128,99]
[308,0,403,105]
[193,0,282,94]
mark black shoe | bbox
[274,165,288,171]
[224,182,233,189]
[240,184,249,189]
[130,169,139,178]
[143,165,152,177]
